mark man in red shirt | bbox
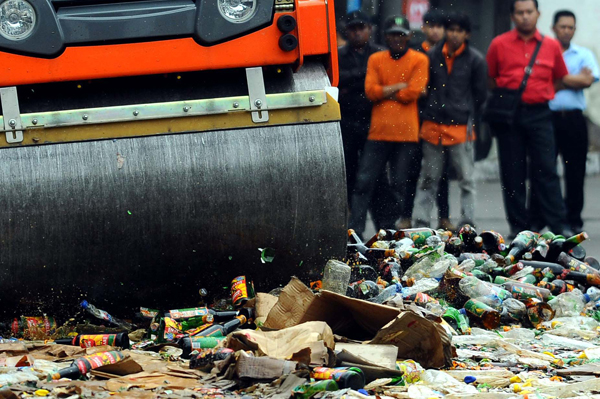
[486,0,571,238]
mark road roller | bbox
[0,0,346,317]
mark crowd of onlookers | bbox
[338,0,599,240]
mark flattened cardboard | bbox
[264,277,315,330]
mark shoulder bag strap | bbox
[518,35,545,97]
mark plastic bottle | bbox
[502,281,553,301]
[404,257,452,280]
[457,253,490,267]
[501,298,527,323]
[505,231,538,265]
[459,276,511,301]
[474,294,503,311]
[350,265,378,283]
[322,259,351,295]
[80,300,134,331]
[587,287,600,302]
[547,290,587,318]
[311,367,366,390]
[393,228,436,247]
[464,299,501,329]
[471,269,493,282]
[292,380,339,398]
[49,351,126,380]
[368,283,402,304]
[55,332,130,349]
[400,278,439,297]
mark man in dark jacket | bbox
[412,12,487,227]
[338,11,396,230]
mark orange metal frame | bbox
[0,0,338,88]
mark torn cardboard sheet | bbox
[235,351,298,380]
[370,311,453,369]
[299,289,401,340]
[225,321,334,366]
[256,293,279,325]
[264,277,315,330]
[335,343,398,370]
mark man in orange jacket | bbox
[348,15,429,238]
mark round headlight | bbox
[0,0,36,41]
[218,0,256,24]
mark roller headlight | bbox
[218,0,256,24]
[0,0,36,41]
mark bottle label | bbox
[190,337,224,350]
[79,333,120,347]
[75,351,125,374]
[140,307,160,318]
[464,300,490,318]
[312,367,351,382]
[21,316,57,337]
[169,307,210,320]
[163,317,183,341]
[231,276,253,306]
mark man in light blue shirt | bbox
[549,10,599,232]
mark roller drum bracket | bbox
[0,87,23,143]
[245,67,269,123]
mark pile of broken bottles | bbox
[2,226,600,398]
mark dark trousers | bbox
[349,140,421,235]
[554,110,588,229]
[491,104,567,234]
[341,117,399,230]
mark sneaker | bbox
[437,218,457,232]
[395,218,412,230]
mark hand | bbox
[395,82,408,91]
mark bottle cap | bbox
[584,294,591,303]
[459,308,467,316]
[464,376,476,384]
[81,300,89,309]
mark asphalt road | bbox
[364,175,600,257]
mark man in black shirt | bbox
[339,11,396,230]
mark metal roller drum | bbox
[0,63,347,316]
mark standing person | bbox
[348,16,429,238]
[486,0,572,238]
[412,13,487,228]
[549,10,599,232]
[416,8,454,231]
[338,11,397,229]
